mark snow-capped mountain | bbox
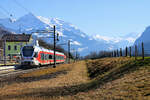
[134,26,150,54]
[135,26,150,45]
[92,32,140,49]
[0,13,115,55]
[0,13,139,56]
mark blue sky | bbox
[0,0,150,37]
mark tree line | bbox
[84,51,112,60]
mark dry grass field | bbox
[1,57,150,100]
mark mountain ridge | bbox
[0,13,139,56]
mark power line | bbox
[0,10,8,18]
[0,5,10,15]
[0,5,12,18]
[13,0,31,13]
[0,4,15,22]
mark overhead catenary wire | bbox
[0,4,15,22]
[0,5,10,15]
[0,5,13,18]
[13,0,32,14]
[0,10,8,18]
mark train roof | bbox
[33,45,65,56]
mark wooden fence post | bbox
[135,45,137,60]
[117,49,119,57]
[130,46,131,57]
[3,40,6,65]
[114,51,116,57]
[142,42,144,60]
[125,47,128,57]
[120,48,122,57]
[111,52,113,57]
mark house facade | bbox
[1,34,32,59]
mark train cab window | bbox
[34,52,38,58]
[49,55,52,59]
[22,46,34,57]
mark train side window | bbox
[40,54,42,60]
[49,55,52,59]
[41,53,44,60]
[41,54,43,60]
[42,54,44,60]
[45,54,47,60]
[44,54,46,60]
[46,54,48,60]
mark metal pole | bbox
[53,25,56,68]
[76,50,79,61]
[68,40,70,64]
[3,39,6,65]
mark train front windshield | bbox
[22,46,34,57]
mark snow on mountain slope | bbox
[134,26,150,54]
[135,26,150,44]
[0,13,123,55]
[48,17,112,55]
[92,32,140,49]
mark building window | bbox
[8,45,11,50]
[14,45,17,50]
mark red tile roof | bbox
[2,34,31,42]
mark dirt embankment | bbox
[0,61,90,100]
[1,57,150,100]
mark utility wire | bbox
[13,0,32,13]
[0,5,12,17]
[0,10,8,18]
[0,4,15,23]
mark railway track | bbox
[0,65,53,78]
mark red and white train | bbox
[21,45,66,66]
